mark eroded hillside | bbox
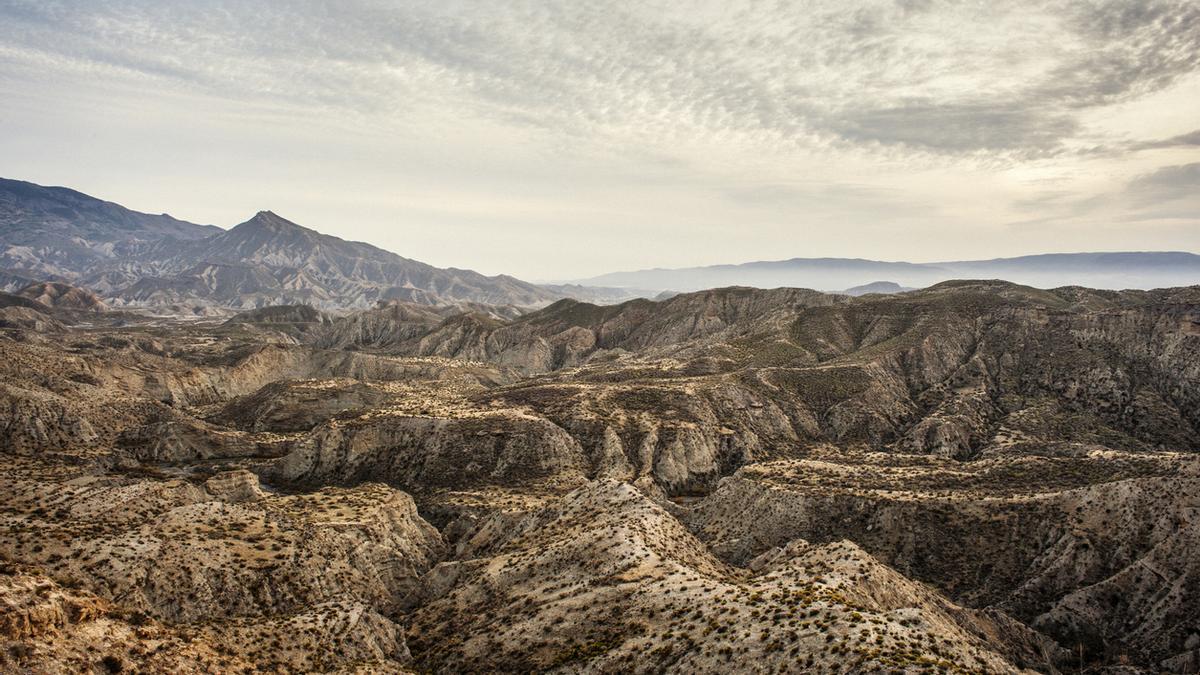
[1,280,1198,672]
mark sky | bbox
[1,0,1198,281]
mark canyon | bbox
[2,276,1198,672]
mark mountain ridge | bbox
[573,251,1200,292]
[5,176,1199,312]
[2,277,1198,671]
[0,179,560,310]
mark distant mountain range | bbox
[572,251,1200,292]
[3,177,1197,312]
[0,178,557,310]
[841,281,914,296]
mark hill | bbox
[16,281,109,312]
[0,279,1197,671]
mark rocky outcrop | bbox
[115,406,272,462]
[0,566,252,673]
[16,281,108,312]
[272,412,591,492]
[409,480,1057,673]
[0,568,107,641]
[0,564,416,673]
[494,380,795,495]
[204,469,267,503]
[0,468,445,625]
[0,384,98,454]
[212,378,395,432]
[685,453,1200,667]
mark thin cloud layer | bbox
[0,0,1197,278]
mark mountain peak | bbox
[0,177,549,310]
[239,210,302,231]
[222,210,324,243]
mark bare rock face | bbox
[212,378,394,432]
[204,469,267,503]
[0,567,108,642]
[273,412,591,493]
[115,407,270,462]
[492,380,802,495]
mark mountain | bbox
[576,258,945,293]
[0,179,561,310]
[575,252,1200,292]
[0,177,219,279]
[166,211,557,308]
[841,280,912,295]
[98,210,560,310]
[537,283,661,304]
[940,251,1200,288]
[0,269,61,293]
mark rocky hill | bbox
[0,292,63,332]
[0,179,562,311]
[16,281,109,312]
[410,480,1060,673]
[0,280,1198,672]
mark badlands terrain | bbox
[1,276,1198,673]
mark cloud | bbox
[0,0,1196,277]
[827,102,1079,154]
[2,0,1197,160]
[1037,0,1200,108]
[1126,162,1200,202]
[1133,129,1200,150]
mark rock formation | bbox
[0,279,1198,672]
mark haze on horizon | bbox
[1,0,1198,281]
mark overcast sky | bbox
[1,0,1198,280]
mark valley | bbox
[2,279,1198,672]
